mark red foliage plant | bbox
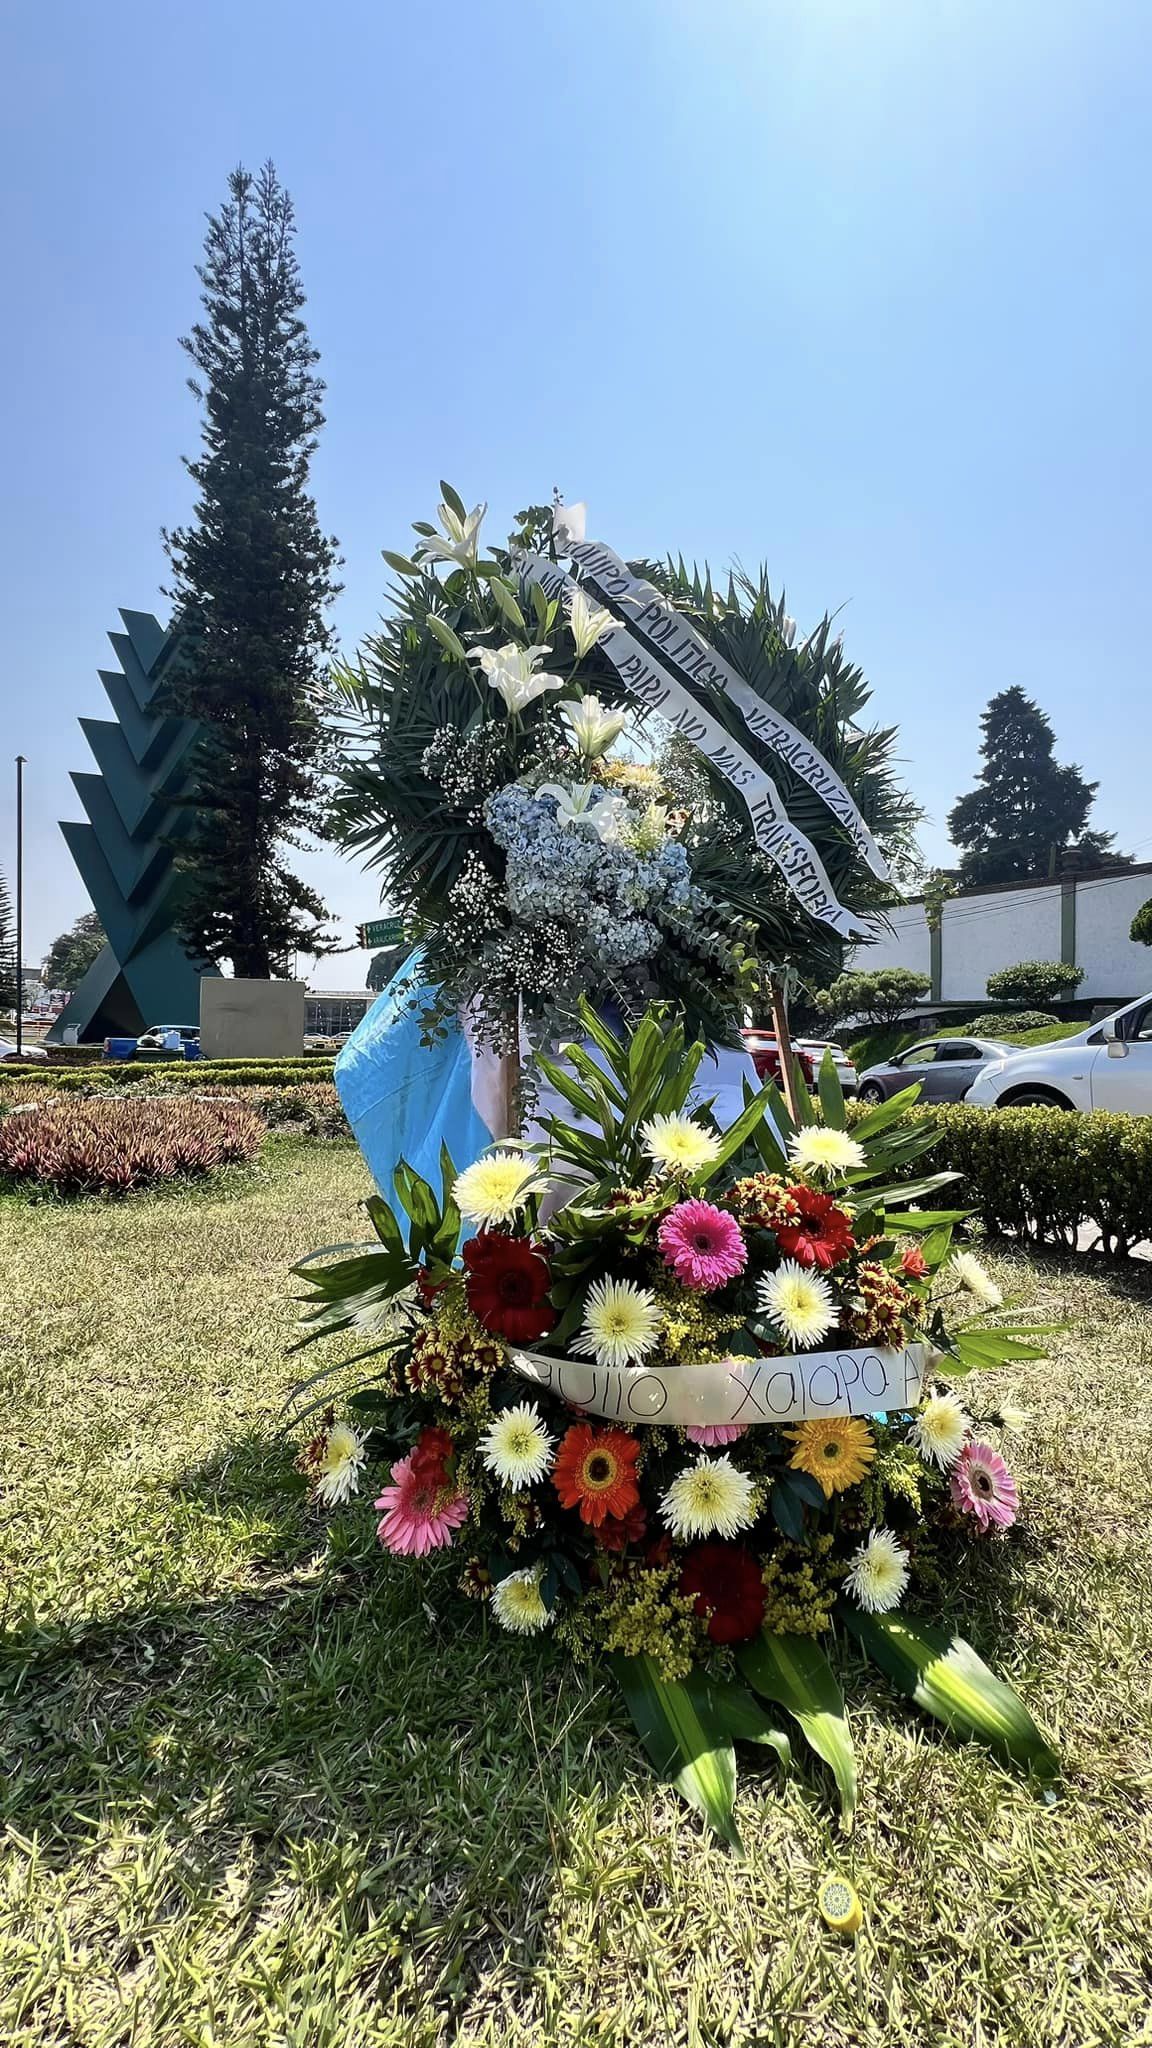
[0,1097,264,1195]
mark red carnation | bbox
[409,1425,455,1489]
[462,1231,557,1344]
[901,1244,929,1279]
[680,1542,766,1645]
[775,1187,855,1271]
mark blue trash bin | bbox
[105,1037,138,1062]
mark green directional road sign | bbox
[356,916,405,949]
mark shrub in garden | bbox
[0,1097,264,1194]
[1131,897,1152,947]
[200,1082,350,1137]
[815,967,931,1028]
[985,960,1084,1008]
[848,1098,1152,1256]
[952,1011,1059,1035]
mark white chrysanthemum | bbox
[661,1454,757,1540]
[573,1276,661,1369]
[490,1565,554,1635]
[453,1151,539,1228]
[313,1423,366,1507]
[845,1528,910,1614]
[998,1398,1032,1434]
[788,1126,865,1175]
[950,1250,1003,1308]
[479,1403,554,1488]
[910,1391,971,1470]
[641,1113,720,1175]
[352,1297,400,1336]
[757,1260,837,1350]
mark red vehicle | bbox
[740,1030,858,1095]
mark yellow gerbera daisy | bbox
[787,1417,875,1496]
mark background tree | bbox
[42,909,105,991]
[0,869,16,1018]
[1130,898,1152,948]
[985,959,1084,1008]
[948,687,1126,886]
[366,942,413,993]
[163,161,341,978]
[815,967,931,1030]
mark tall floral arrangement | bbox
[291,1006,1056,1847]
[324,489,919,1057]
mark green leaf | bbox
[381,549,418,577]
[609,1652,743,1852]
[365,1195,406,1261]
[701,1677,792,1769]
[426,614,467,663]
[737,1631,857,1830]
[842,1609,1058,1780]
[708,1081,776,1172]
[817,1049,847,1130]
[486,573,527,632]
[439,479,467,521]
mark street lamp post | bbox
[14,756,26,1056]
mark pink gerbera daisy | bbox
[374,1452,469,1556]
[658,1200,748,1292]
[950,1441,1019,1531]
[686,1423,749,1447]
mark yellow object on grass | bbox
[818,1874,863,1935]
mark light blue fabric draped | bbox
[333,950,491,1197]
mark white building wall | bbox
[1074,871,1152,999]
[848,867,1152,1006]
[851,907,931,977]
[940,885,1062,1003]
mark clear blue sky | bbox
[3,0,1150,986]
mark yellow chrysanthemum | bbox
[490,1565,553,1635]
[453,1151,539,1227]
[641,1114,720,1175]
[788,1127,865,1176]
[787,1417,875,1496]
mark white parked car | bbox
[965,992,1152,1113]
[0,1037,48,1060]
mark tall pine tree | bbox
[948,686,1126,886]
[164,162,341,977]
[0,868,16,1019]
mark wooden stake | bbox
[768,976,806,1125]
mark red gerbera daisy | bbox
[679,1542,766,1644]
[409,1425,455,1489]
[462,1231,557,1344]
[774,1187,855,1271]
[553,1423,641,1527]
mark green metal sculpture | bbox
[49,611,213,1043]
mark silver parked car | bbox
[856,1037,1015,1106]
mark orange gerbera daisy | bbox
[553,1423,641,1527]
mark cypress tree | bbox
[0,869,15,1018]
[163,161,341,977]
[948,686,1125,886]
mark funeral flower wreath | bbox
[291,1005,1057,1847]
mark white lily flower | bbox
[562,693,627,759]
[470,641,565,714]
[552,499,587,547]
[417,500,486,570]
[536,782,627,842]
[781,614,797,647]
[567,587,618,660]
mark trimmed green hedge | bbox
[847,1099,1152,1256]
[0,1058,335,1100]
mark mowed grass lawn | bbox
[2,1140,1151,2048]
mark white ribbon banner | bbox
[566,538,890,884]
[510,1341,927,1427]
[514,550,870,940]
